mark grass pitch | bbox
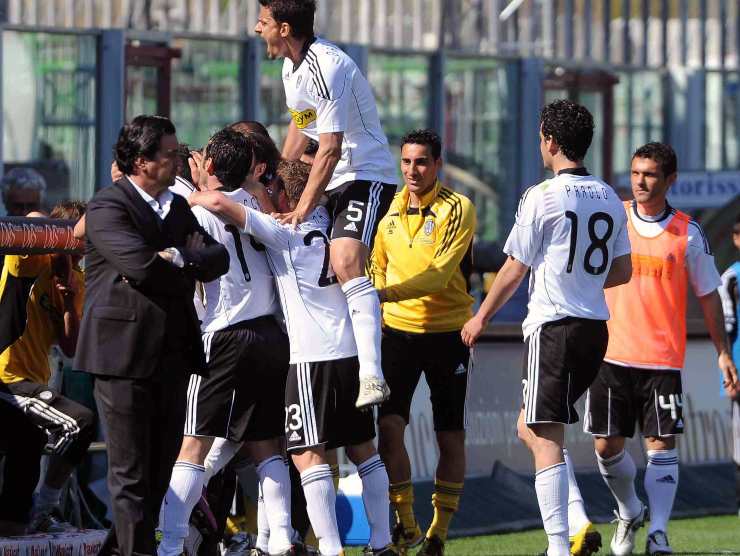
[346,515,740,555]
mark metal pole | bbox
[584,0,592,59]
[699,0,707,68]
[680,0,688,66]
[641,0,648,67]
[427,51,445,144]
[622,0,630,65]
[660,0,668,67]
[564,0,574,60]
[241,37,262,122]
[96,30,126,191]
[518,58,544,193]
[604,0,611,63]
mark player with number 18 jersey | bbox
[507,167,630,424]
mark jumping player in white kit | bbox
[255,0,398,409]
[189,160,396,556]
[461,100,633,556]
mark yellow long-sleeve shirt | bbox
[370,181,476,333]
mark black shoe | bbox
[362,545,399,555]
[416,536,444,556]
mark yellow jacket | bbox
[370,181,476,333]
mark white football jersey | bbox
[282,37,397,190]
[240,204,357,363]
[192,189,278,333]
[504,169,631,338]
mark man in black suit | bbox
[74,115,229,556]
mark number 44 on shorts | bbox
[658,393,683,421]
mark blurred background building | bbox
[1,0,738,264]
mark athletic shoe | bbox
[190,489,218,535]
[645,530,673,555]
[183,524,203,556]
[28,506,74,533]
[247,550,267,556]
[273,543,321,556]
[609,505,647,556]
[355,376,391,409]
[224,533,257,556]
[569,521,601,555]
[416,535,444,556]
[361,545,399,555]
[391,522,423,554]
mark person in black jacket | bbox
[74,115,229,556]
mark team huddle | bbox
[1,1,738,556]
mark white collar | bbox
[127,176,174,219]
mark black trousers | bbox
[94,369,188,556]
[0,397,45,523]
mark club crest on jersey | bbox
[424,219,435,236]
[289,107,317,129]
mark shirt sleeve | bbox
[719,266,738,336]
[382,198,476,303]
[242,205,289,250]
[312,56,351,134]
[370,221,388,290]
[502,185,543,267]
[686,220,722,297]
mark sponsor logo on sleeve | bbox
[289,108,317,129]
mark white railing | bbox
[5,0,739,69]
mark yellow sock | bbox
[389,480,417,532]
[427,478,463,542]
[330,463,341,492]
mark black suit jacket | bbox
[74,178,229,379]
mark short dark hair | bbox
[632,142,678,178]
[259,0,315,39]
[229,120,270,138]
[400,129,442,160]
[177,143,194,183]
[50,200,86,221]
[733,214,740,234]
[205,128,253,191]
[276,159,311,204]
[540,100,594,162]
[304,138,319,156]
[114,115,176,175]
[239,130,281,185]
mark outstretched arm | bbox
[461,256,529,346]
[189,190,246,229]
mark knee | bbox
[436,431,465,458]
[76,406,96,442]
[177,436,210,464]
[330,245,365,283]
[378,416,405,459]
[594,437,624,459]
[516,419,532,447]
[346,441,377,466]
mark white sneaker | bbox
[609,504,647,556]
[645,530,673,555]
[355,376,391,409]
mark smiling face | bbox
[400,143,441,198]
[255,6,288,59]
[630,155,675,207]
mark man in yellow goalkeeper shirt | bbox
[371,129,476,556]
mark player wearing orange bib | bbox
[583,143,738,556]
